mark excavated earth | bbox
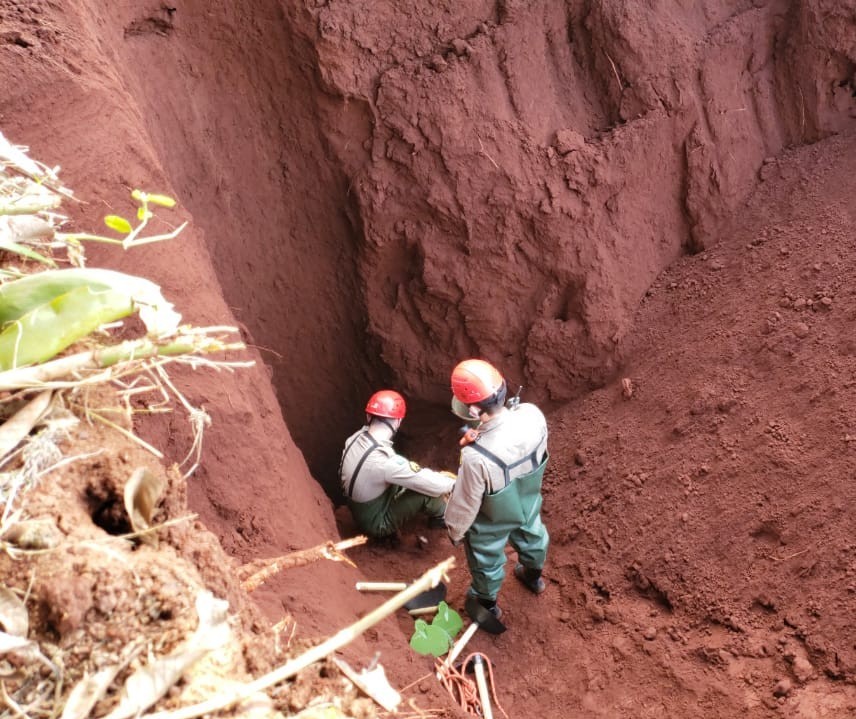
[1,1,855,718]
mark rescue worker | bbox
[444,359,550,620]
[340,390,455,540]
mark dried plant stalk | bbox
[239,536,367,592]
[141,557,455,719]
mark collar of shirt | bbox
[363,425,394,448]
[477,407,509,435]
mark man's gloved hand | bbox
[440,470,457,479]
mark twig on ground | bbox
[767,547,811,562]
[477,137,499,169]
[84,409,164,459]
[115,513,197,542]
[604,52,623,91]
[1,680,30,719]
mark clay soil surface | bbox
[349,129,856,718]
[2,2,856,719]
[4,130,854,719]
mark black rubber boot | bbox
[514,563,546,594]
[427,514,447,529]
[478,597,503,620]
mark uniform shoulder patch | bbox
[409,460,422,473]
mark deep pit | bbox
[2,0,856,717]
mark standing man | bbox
[444,359,550,621]
[340,390,456,540]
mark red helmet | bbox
[451,359,505,404]
[365,390,406,419]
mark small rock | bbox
[603,606,622,624]
[450,38,472,56]
[813,263,822,271]
[820,296,833,308]
[793,298,806,310]
[643,626,657,641]
[792,656,814,682]
[588,604,605,622]
[419,681,431,693]
[428,54,448,71]
[793,322,810,338]
[711,260,725,271]
[555,128,585,155]
[773,678,792,697]
[778,297,791,308]
[681,513,689,523]
[621,378,634,399]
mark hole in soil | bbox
[85,488,132,536]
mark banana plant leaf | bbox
[0,285,134,370]
[0,268,180,337]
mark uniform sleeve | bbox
[443,452,488,543]
[379,454,456,496]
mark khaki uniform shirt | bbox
[444,404,548,542]
[340,426,455,503]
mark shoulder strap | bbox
[338,432,364,482]
[345,433,381,498]
[469,442,511,487]
[469,433,545,488]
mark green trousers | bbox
[464,458,549,601]
[348,485,445,538]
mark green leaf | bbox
[145,193,176,208]
[0,269,113,327]
[0,268,181,336]
[104,215,132,234]
[0,237,55,267]
[431,601,463,640]
[136,207,153,221]
[130,189,145,202]
[0,285,134,370]
[409,619,454,657]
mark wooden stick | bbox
[140,557,455,719]
[408,606,438,617]
[439,623,479,676]
[239,536,367,592]
[473,656,493,719]
[355,582,407,592]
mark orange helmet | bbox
[365,390,406,419]
[451,359,505,405]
